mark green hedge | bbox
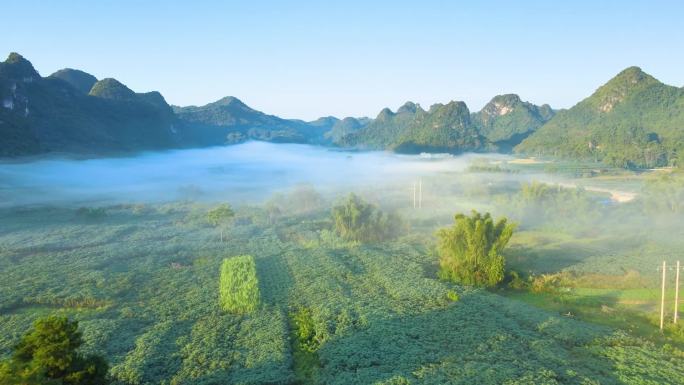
[219,255,260,314]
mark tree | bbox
[436,210,516,287]
[206,203,235,242]
[331,193,400,243]
[0,315,109,385]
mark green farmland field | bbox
[1,159,684,384]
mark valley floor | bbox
[1,159,683,384]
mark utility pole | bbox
[660,261,666,331]
[675,260,681,324]
[413,182,417,209]
[419,178,423,209]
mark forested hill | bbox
[338,101,486,153]
[172,97,335,146]
[0,53,341,157]
[471,94,555,152]
[336,96,554,154]
[0,52,554,157]
[0,52,557,158]
[5,52,683,165]
[516,67,684,168]
[0,53,181,156]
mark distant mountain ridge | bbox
[337,96,554,154]
[0,53,181,156]
[3,52,681,168]
[172,96,327,145]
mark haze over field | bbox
[2,141,684,384]
[0,142,514,206]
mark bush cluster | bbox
[219,255,260,314]
[437,210,515,287]
[331,193,401,243]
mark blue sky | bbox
[3,0,683,120]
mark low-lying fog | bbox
[0,142,531,207]
[2,140,683,278]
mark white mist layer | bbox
[0,142,514,206]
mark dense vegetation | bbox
[0,316,108,384]
[437,211,515,287]
[219,256,260,314]
[517,67,684,168]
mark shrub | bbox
[291,307,324,353]
[505,270,529,290]
[530,273,567,293]
[436,210,516,287]
[530,271,576,293]
[446,290,460,302]
[219,255,260,314]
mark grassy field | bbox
[1,159,684,384]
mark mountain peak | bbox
[443,100,469,111]
[89,78,137,100]
[474,94,555,148]
[614,66,647,80]
[397,101,422,114]
[309,116,340,128]
[6,52,26,64]
[481,94,522,117]
[212,96,248,108]
[1,52,40,79]
[490,93,521,105]
[592,66,659,112]
[49,68,98,93]
[428,101,471,124]
[377,107,395,120]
